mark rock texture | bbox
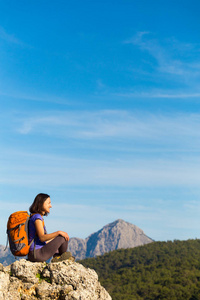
[0,259,111,300]
[68,219,153,260]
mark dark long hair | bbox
[29,193,50,216]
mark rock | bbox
[0,259,112,300]
[0,271,10,299]
[11,260,45,284]
[0,263,4,271]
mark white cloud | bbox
[125,32,200,83]
[2,110,200,189]
[0,90,71,105]
[1,147,200,188]
[15,110,200,143]
[0,26,31,48]
[0,26,22,44]
[113,91,200,99]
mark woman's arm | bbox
[35,219,69,242]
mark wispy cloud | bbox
[0,26,27,47]
[1,146,200,188]
[2,109,200,191]
[15,110,200,144]
[113,90,200,99]
[0,90,72,105]
[125,32,200,83]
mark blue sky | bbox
[1,0,200,245]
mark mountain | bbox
[80,239,200,300]
[0,245,17,266]
[0,219,153,265]
[68,219,153,260]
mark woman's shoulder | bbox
[30,213,43,222]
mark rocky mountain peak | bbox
[68,219,153,260]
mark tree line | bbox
[80,239,200,299]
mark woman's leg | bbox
[28,236,68,262]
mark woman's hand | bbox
[58,231,69,241]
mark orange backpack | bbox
[6,211,34,256]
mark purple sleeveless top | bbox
[28,214,46,251]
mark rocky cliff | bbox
[68,219,153,260]
[0,259,111,300]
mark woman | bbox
[28,193,72,262]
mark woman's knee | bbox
[55,235,68,248]
[57,235,67,243]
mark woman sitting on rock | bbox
[28,193,72,263]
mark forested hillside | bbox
[80,239,200,300]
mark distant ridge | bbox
[68,219,153,260]
[0,245,17,266]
